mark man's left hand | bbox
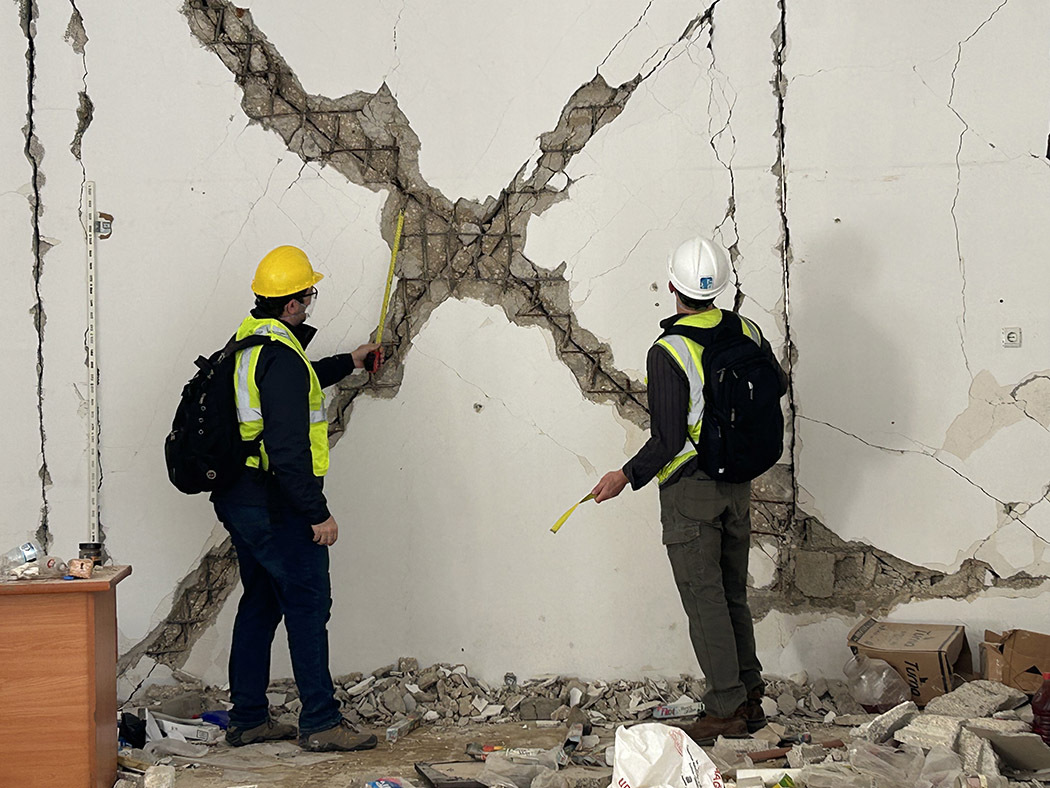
[352,343,382,371]
[592,469,629,503]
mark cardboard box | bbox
[847,618,972,706]
[982,629,1050,694]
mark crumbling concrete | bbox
[894,713,964,751]
[852,701,918,744]
[924,679,1028,718]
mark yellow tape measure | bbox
[550,494,595,534]
[376,210,405,345]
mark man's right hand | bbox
[312,516,339,546]
[591,469,629,503]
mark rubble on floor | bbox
[122,665,1050,787]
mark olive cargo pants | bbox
[660,472,764,717]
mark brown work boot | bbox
[299,718,378,752]
[745,687,767,733]
[226,717,297,747]
[676,704,748,745]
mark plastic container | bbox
[11,555,68,579]
[2,541,41,566]
[1032,672,1050,745]
[843,653,909,713]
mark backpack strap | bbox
[659,312,743,349]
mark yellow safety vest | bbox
[232,316,330,477]
[654,310,763,485]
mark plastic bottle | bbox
[2,540,42,566]
[843,653,910,713]
[1032,672,1050,745]
[9,555,68,579]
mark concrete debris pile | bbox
[129,662,869,732]
[716,681,1050,787]
[127,666,1050,784]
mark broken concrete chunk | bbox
[760,696,779,720]
[382,685,407,715]
[777,692,797,716]
[713,736,770,754]
[154,691,206,719]
[787,743,828,769]
[372,663,396,679]
[894,714,963,751]
[753,722,787,745]
[398,656,419,674]
[143,765,176,788]
[479,704,504,719]
[964,718,1032,736]
[958,726,1005,776]
[417,670,440,691]
[348,676,376,696]
[519,697,561,720]
[853,701,918,744]
[472,696,489,714]
[923,679,1028,718]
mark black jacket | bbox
[212,311,358,524]
[623,311,787,490]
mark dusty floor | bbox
[159,721,616,788]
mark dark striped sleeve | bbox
[622,344,690,490]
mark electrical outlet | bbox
[1002,327,1022,348]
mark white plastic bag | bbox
[609,723,724,788]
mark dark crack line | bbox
[946,0,1009,380]
[702,5,744,312]
[772,0,798,522]
[21,0,50,550]
[596,0,654,75]
[799,415,1036,516]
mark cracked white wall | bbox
[2,0,1050,694]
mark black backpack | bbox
[165,334,271,494]
[662,314,786,483]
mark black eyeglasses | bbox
[299,288,318,302]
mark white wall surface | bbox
[3,0,1049,693]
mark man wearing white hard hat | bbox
[592,236,788,744]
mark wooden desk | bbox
[0,565,131,788]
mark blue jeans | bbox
[214,499,341,736]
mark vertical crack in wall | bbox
[701,4,745,312]
[770,0,798,518]
[65,0,92,167]
[20,0,51,550]
[946,0,1010,380]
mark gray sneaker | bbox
[226,717,297,747]
[299,719,378,752]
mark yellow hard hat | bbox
[251,246,324,297]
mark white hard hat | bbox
[667,236,731,300]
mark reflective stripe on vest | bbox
[233,316,329,477]
[653,310,762,485]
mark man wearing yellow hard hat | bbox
[213,245,383,752]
